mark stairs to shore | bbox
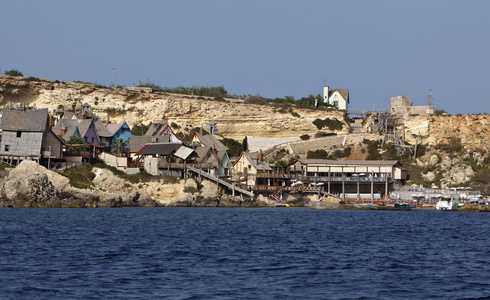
[186,166,254,199]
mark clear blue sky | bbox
[1,0,489,115]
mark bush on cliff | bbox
[4,69,24,77]
[60,165,95,189]
[313,118,343,131]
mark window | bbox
[16,131,21,138]
[4,145,9,152]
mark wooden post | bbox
[328,169,331,194]
[342,173,345,202]
[385,174,388,200]
[371,172,374,201]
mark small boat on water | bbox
[436,197,459,211]
[394,202,411,209]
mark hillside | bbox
[0,75,348,141]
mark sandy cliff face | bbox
[402,115,490,151]
[1,75,488,150]
[0,75,348,140]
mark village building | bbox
[107,121,132,145]
[232,152,272,186]
[323,86,349,110]
[191,131,231,176]
[94,118,115,149]
[144,120,182,143]
[128,135,171,156]
[291,159,407,199]
[0,107,64,166]
[52,117,100,144]
[390,95,435,116]
[135,143,197,176]
[94,119,132,153]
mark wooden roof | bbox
[0,108,49,131]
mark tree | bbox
[112,138,128,156]
[68,135,84,144]
[4,69,24,77]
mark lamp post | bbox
[112,67,115,87]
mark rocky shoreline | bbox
[0,161,283,208]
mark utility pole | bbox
[112,67,115,87]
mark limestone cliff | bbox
[1,75,489,151]
[401,114,490,152]
[0,75,348,141]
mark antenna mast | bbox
[428,89,433,106]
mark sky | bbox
[1,0,489,115]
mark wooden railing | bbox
[158,162,214,169]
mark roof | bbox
[128,135,170,153]
[194,145,224,167]
[297,159,400,167]
[94,119,113,138]
[77,119,94,138]
[194,132,228,151]
[144,121,166,136]
[106,122,127,135]
[240,152,272,171]
[52,119,80,139]
[329,89,349,101]
[136,143,182,156]
[0,108,49,131]
[174,146,196,160]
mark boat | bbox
[394,202,411,209]
[436,197,459,211]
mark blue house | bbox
[107,121,132,145]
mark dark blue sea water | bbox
[0,208,489,300]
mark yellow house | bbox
[233,151,271,175]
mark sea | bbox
[0,208,489,300]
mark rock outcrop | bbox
[0,161,281,208]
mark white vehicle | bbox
[436,197,459,211]
[290,180,303,187]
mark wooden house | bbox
[52,118,100,144]
[232,152,271,185]
[144,120,181,143]
[0,107,64,165]
[191,131,231,176]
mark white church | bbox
[323,86,349,110]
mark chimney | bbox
[258,151,263,162]
[323,85,329,103]
[49,121,53,130]
[61,125,67,136]
[199,128,204,135]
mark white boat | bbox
[436,197,459,211]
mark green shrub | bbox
[244,95,266,105]
[4,69,23,77]
[307,149,329,159]
[131,123,151,136]
[300,134,310,140]
[435,109,450,116]
[312,118,343,131]
[60,165,95,189]
[439,136,462,153]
